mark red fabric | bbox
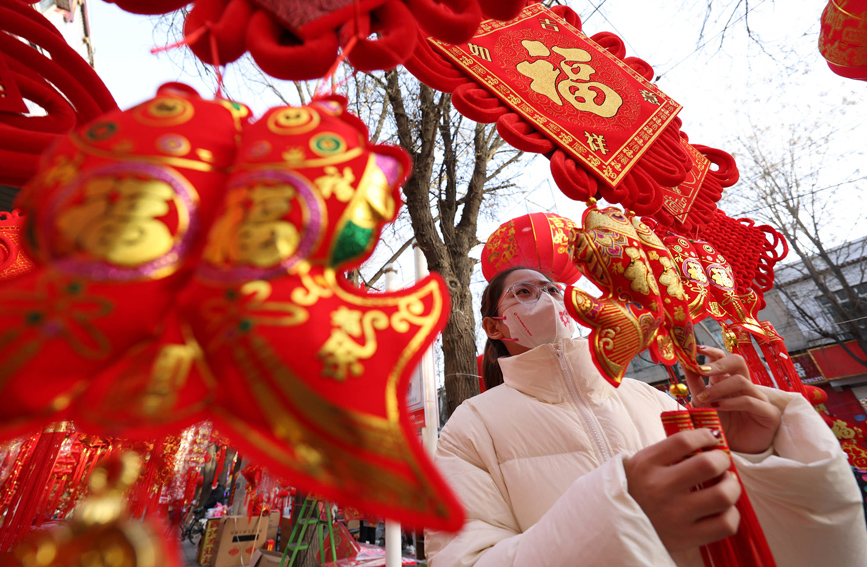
[404,4,691,216]
[481,212,582,284]
[819,0,867,81]
[695,209,788,309]
[0,0,118,186]
[0,52,27,113]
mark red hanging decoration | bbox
[563,204,700,387]
[109,0,527,81]
[1,452,183,567]
[0,84,246,441]
[0,422,71,551]
[481,212,582,284]
[404,4,698,216]
[661,409,777,567]
[694,209,788,310]
[0,0,118,187]
[819,0,867,81]
[175,95,459,530]
[0,87,463,531]
[650,136,739,235]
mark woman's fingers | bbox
[697,349,750,378]
[640,429,721,467]
[683,366,708,400]
[713,396,779,420]
[680,471,742,520]
[696,344,728,363]
[668,450,732,489]
[688,505,742,547]
[693,374,767,405]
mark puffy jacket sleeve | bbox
[425,402,678,567]
[732,387,867,567]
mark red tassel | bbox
[212,445,226,490]
[0,422,70,551]
[662,409,777,567]
[726,326,776,388]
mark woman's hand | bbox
[624,429,742,551]
[684,345,782,455]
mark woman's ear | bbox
[482,316,506,340]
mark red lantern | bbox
[482,212,581,284]
[803,384,829,407]
[819,0,867,81]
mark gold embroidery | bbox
[204,185,301,268]
[658,256,686,300]
[55,177,180,267]
[316,166,356,201]
[319,307,390,380]
[623,247,657,295]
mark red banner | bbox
[429,4,681,188]
[809,340,867,380]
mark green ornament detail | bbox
[332,221,373,266]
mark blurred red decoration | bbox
[481,212,581,284]
[803,384,829,406]
[105,0,527,81]
[0,88,463,532]
[0,84,245,441]
[0,0,118,187]
[819,0,867,81]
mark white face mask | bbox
[499,293,576,349]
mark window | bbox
[816,282,867,338]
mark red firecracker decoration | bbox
[819,0,867,80]
[481,212,581,284]
[106,0,527,81]
[0,0,118,187]
[662,409,777,567]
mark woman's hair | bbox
[480,266,532,391]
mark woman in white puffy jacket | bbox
[425,267,867,567]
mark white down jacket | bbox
[425,338,867,567]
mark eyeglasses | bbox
[495,281,566,312]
